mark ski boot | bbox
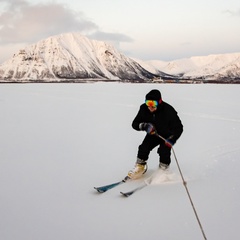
[159,162,169,170]
[127,158,147,179]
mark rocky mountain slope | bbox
[0,33,158,82]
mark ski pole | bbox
[155,133,186,185]
[155,133,208,240]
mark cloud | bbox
[88,31,134,51]
[0,0,133,63]
[222,8,240,17]
[0,0,98,44]
[0,0,133,62]
[89,31,133,42]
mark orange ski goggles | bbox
[145,100,158,108]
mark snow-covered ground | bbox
[0,83,240,240]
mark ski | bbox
[120,182,148,197]
[94,176,130,193]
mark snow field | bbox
[0,83,240,240]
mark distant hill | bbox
[134,53,240,82]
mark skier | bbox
[128,89,183,179]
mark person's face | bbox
[148,106,157,112]
[145,100,158,113]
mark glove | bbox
[165,139,173,148]
[165,135,175,148]
[139,123,156,135]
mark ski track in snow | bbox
[145,169,183,185]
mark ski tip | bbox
[120,191,132,197]
[94,187,106,193]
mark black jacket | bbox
[132,102,183,144]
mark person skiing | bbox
[128,89,183,179]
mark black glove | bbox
[139,123,156,135]
[165,135,175,148]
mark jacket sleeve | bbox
[168,109,183,143]
[132,105,144,131]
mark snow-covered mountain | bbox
[140,53,240,81]
[0,33,157,82]
[0,32,239,83]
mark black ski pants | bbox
[137,134,171,165]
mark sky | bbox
[0,0,240,64]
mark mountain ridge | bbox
[0,33,157,82]
[137,52,240,80]
[0,32,239,83]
